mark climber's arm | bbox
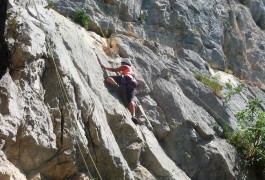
[102,65,128,72]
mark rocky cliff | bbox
[0,0,265,179]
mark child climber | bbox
[100,57,140,124]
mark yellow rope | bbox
[73,22,104,180]
[32,1,103,179]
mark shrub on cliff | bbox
[226,98,265,173]
[72,9,89,30]
[194,73,223,97]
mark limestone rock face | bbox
[53,0,265,84]
[1,0,265,179]
[0,151,27,180]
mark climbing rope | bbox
[174,70,235,130]
[71,23,104,180]
[96,0,233,153]
[46,37,93,177]
[32,1,92,177]
[31,1,103,179]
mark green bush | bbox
[7,11,21,39]
[225,98,265,172]
[194,73,223,96]
[72,10,89,29]
[223,83,244,104]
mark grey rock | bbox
[2,0,265,179]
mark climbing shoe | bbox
[132,116,140,125]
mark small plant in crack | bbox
[6,11,21,40]
[72,9,89,30]
[45,2,55,10]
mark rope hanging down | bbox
[33,2,235,179]
[175,74,234,130]
[32,1,102,179]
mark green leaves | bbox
[44,2,54,10]
[194,73,223,96]
[72,10,89,30]
[227,98,265,170]
[223,83,244,104]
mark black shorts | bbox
[110,75,136,102]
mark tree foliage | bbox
[226,98,265,172]
[223,83,244,103]
[194,73,223,96]
[72,10,89,30]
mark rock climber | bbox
[100,57,140,124]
